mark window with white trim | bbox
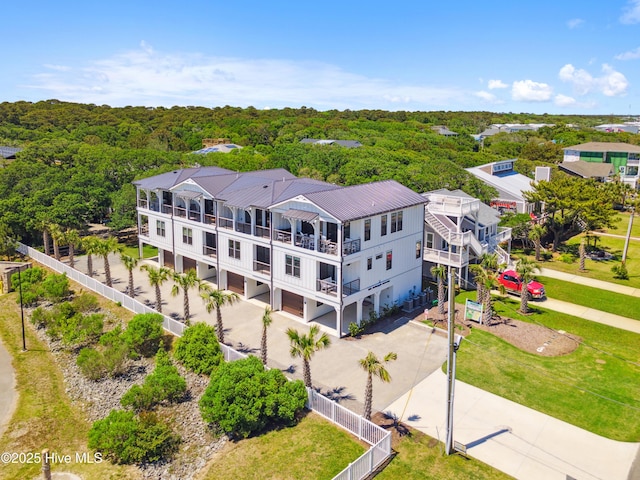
[157,220,166,237]
[285,255,300,277]
[386,250,392,270]
[228,239,240,259]
[182,227,192,245]
[390,211,403,233]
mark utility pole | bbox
[18,266,26,351]
[445,266,456,455]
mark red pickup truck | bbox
[497,270,546,299]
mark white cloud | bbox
[43,64,71,72]
[600,64,629,96]
[615,46,640,60]
[25,44,467,111]
[487,79,508,89]
[620,0,640,24]
[511,80,553,102]
[558,63,628,97]
[475,91,502,103]
[554,94,576,107]
[567,18,584,29]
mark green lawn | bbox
[121,244,158,259]
[539,276,640,321]
[200,413,366,480]
[610,211,640,239]
[454,291,640,441]
[377,431,514,480]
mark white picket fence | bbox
[17,242,391,480]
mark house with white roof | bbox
[422,189,512,287]
[134,167,426,337]
[562,142,640,188]
[466,160,537,214]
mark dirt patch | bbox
[418,304,581,357]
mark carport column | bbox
[356,300,363,326]
[373,291,380,317]
[337,304,344,337]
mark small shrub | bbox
[30,307,54,329]
[52,313,104,347]
[72,292,100,312]
[77,348,107,380]
[101,342,130,377]
[121,350,186,411]
[123,313,164,358]
[559,253,575,264]
[174,322,223,375]
[199,356,307,438]
[99,325,125,348]
[88,410,180,464]
[348,322,364,337]
[39,273,70,302]
[612,263,629,280]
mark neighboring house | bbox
[300,138,363,148]
[562,142,640,188]
[422,189,512,288]
[134,167,426,337]
[558,161,614,182]
[594,123,640,134]
[472,123,554,141]
[192,144,243,154]
[466,160,537,214]
[0,146,22,160]
[430,126,458,136]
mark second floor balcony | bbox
[423,247,469,268]
[203,245,217,257]
[316,277,360,297]
[253,260,271,274]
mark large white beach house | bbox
[134,167,426,337]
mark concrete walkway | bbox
[384,369,639,480]
[539,297,640,334]
[539,267,640,298]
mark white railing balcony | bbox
[204,214,216,225]
[138,199,148,209]
[174,207,187,218]
[253,260,271,274]
[423,247,468,267]
[139,226,149,238]
[427,194,480,217]
[235,221,252,235]
[273,229,292,243]
[448,230,472,246]
[317,278,338,295]
[188,211,201,222]
[203,245,217,257]
[255,225,270,238]
[490,226,512,245]
[343,238,361,256]
[162,205,173,214]
[218,217,233,230]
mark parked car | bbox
[497,270,545,299]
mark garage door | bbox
[282,290,304,317]
[183,256,197,272]
[227,272,244,295]
[163,250,175,269]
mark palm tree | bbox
[36,218,51,256]
[120,253,139,297]
[515,257,539,315]
[286,325,331,388]
[200,286,240,343]
[579,237,586,272]
[94,237,123,287]
[64,228,80,269]
[430,264,447,315]
[171,269,201,323]
[260,306,273,366]
[529,224,546,262]
[81,236,101,278]
[49,223,63,262]
[359,351,397,420]
[469,264,496,324]
[141,264,171,313]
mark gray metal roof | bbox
[299,138,362,148]
[558,161,614,178]
[133,166,234,190]
[283,209,319,222]
[304,180,426,222]
[0,146,22,158]
[563,142,640,153]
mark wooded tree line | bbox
[0,100,635,246]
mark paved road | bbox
[0,336,17,439]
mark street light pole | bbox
[18,266,26,351]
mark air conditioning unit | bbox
[620,166,626,175]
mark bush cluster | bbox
[88,410,180,464]
[121,349,186,411]
[12,267,71,306]
[199,356,307,438]
[122,313,165,358]
[173,322,223,375]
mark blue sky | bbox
[2,0,640,114]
